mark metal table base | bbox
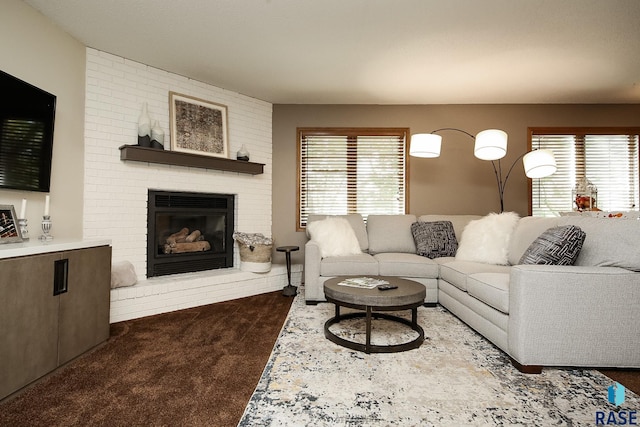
[324,298,425,354]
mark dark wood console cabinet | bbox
[0,244,111,401]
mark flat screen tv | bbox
[0,70,56,193]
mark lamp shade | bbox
[474,129,508,160]
[410,133,442,158]
[523,149,557,178]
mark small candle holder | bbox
[39,215,53,241]
[18,218,29,241]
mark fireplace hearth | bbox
[147,190,234,277]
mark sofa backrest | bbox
[307,214,369,251]
[507,216,561,265]
[367,214,417,254]
[557,216,640,271]
[418,214,482,242]
[508,215,640,271]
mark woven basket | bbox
[238,242,272,263]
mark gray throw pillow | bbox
[519,225,586,265]
[411,221,458,259]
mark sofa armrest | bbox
[508,265,640,367]
[304,241,321,278]
[304,241,323,302]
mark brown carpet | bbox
[1,292,638,426]
[0,291,293,427]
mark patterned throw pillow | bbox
[519,225,586,265]
[411,221,458,259]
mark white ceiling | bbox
[24,0,640,105]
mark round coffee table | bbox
[323,276,426,354]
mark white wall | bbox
[83,48,273,278]
[0,0,85,238]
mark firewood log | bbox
[185,230,201,242]
[163,241,211,254]
[166,227,189,246]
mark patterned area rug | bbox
[239,292,639,426]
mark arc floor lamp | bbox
[410,128,556,212]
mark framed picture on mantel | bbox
[0,205,22,244]
[169,92,229,158]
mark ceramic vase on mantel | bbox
[137,102,152,147]
[150,120,165,150]
[236,144,250,161]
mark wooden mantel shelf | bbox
[119,145,264,175]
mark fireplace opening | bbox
[147,190,234,277]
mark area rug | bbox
[239,293,639,426]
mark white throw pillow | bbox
[455,212,520,265]
[307,217,362,258]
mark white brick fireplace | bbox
[83,49,300,323]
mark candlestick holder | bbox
[18,218,29,241]
[39,215,53,241]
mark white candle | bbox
[20,198,27,219]
[44,195,50,217]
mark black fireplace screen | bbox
[147,190,234,277]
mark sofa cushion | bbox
[367,215,417,254]
[466,273,510,314]
[440,260,511,292]
[418,214,482,242]
[308,214,369,252]
[519,225,586,266]
[320,253,378,276]
[455,212,520,265]
[374,252,439,278]
[411,221,458,259]
[432,256,456,265]
[307,217,362,257]
[557,217,640,272]
[508,216,561,265]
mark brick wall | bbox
[83,49,299,322]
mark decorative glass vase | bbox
[137,102,152,147]
[151,120,164,149]
[236,144,250,161]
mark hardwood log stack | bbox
[163,227,211,254]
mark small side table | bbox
[276,246,299,296]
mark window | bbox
[530,127,640,216]
[297,128,408,229]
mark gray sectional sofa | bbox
[304,213,640,372]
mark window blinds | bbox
[531,130,639,216]
[298,129,407,228]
